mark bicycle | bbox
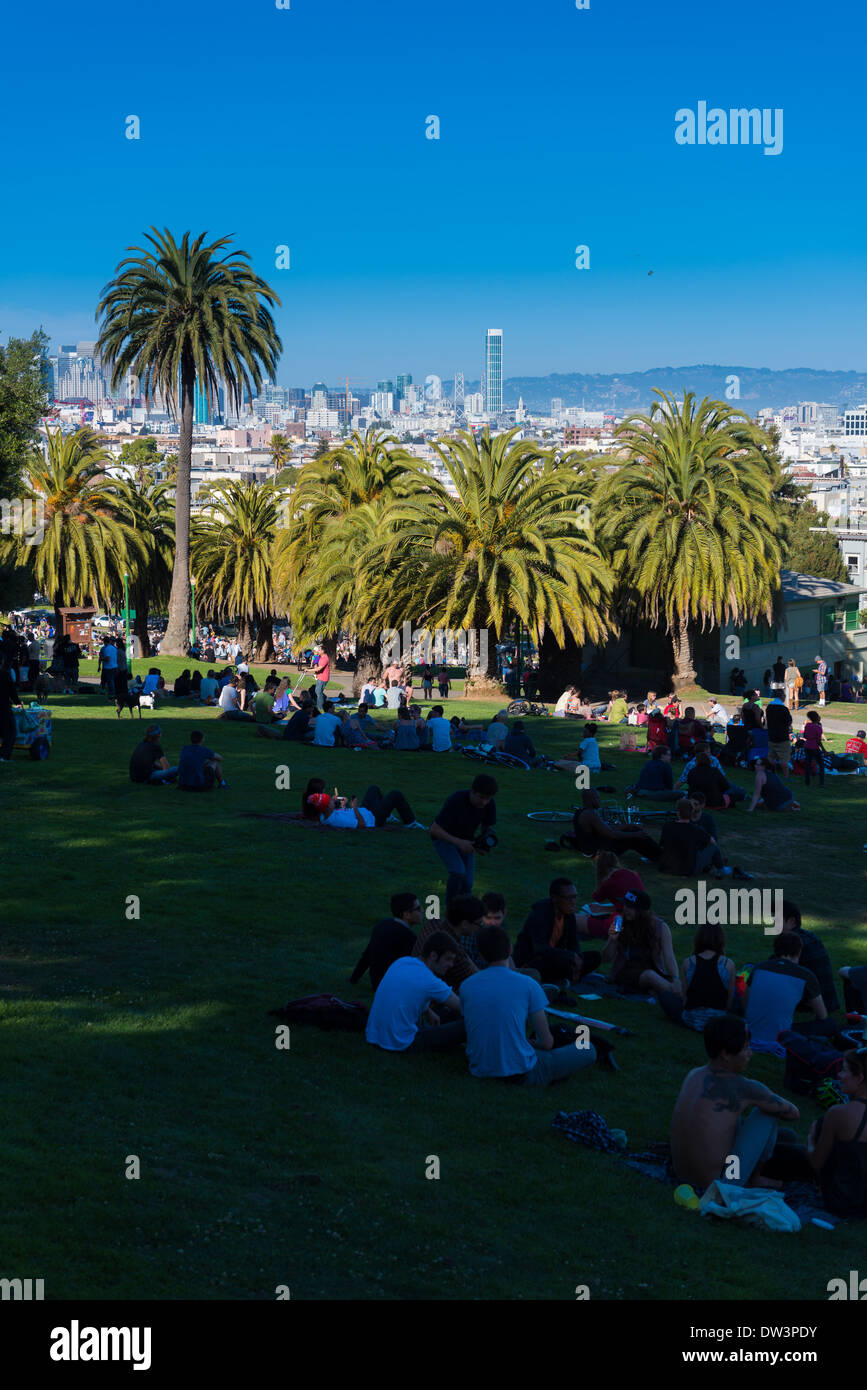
[526,809,577,822]
[460,744,530,771]
[507,699,550,718]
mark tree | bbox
[96,227,282,655]
[117,435,161,489]
[781,499,847,582]
[103,473,175,655]
[191,479,282,660]
[313,436,331,459]
[268,431,293,471]
[0,427,144,633]
[0,329,51,502]
[368,427,615,693]
[596,392,786,689]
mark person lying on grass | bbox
[365,932,465,1054]
[324,784,426,830]
[670,1014,800,1191]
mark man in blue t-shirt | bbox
[461,926,597,1084]
[745,932,832,1056]
[177,729,226,790]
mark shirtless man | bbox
[671,1014,799,1189]
[571,789,662,862]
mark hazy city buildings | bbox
[484,329,502,415]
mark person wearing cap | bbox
[813,654,828,707]
[601,889,681,998]
[129,725,178,784]
[845,729,867,765]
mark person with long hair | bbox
[575,852,645,939]
[300,776,329,820]
[808,1049,867,1217]
[602,890,680,997]
[679,924,736,1032]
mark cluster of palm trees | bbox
[0,226,792,691]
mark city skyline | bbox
[2,0,866,379]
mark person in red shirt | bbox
[313,644,330,711]
[845,730,867,765]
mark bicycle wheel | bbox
[460,746,490,763]
[526,810,574,822]
[491,752,530,771]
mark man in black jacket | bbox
[514,879,602,984]
[350,892,422,990]
[783,899,840,1015]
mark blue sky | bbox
[0,0,863,384]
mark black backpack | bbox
[779,1029,843,1095]
[269,994,369,1032]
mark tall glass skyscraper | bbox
[485,329,502,415]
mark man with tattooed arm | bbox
[671,1014,800,1189]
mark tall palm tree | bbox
[274,426,434,671]
[103,473,175,656]
[596,391,786,688]
[191,479,282,660]
[366,427,615,692]
[0,427,144,635]
[95,227,282,655]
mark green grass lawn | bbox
[2,691,866,1300]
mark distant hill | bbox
[445,367,867,414]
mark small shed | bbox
[59,606,97,654]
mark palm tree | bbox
[0,427,144,634]
[596,391,786,688]
[274,426,435,676]
[191,478,282,660]
[95,227,282,655]
[268,431,293,471]
[103,473,175,656]
[368,427,615,693]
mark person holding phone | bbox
[323,784,426,829]
[601,890,680,998]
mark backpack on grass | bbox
[270,994,369,1031]
[778,1029,843,1096]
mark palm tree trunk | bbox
[671,612,697,690]
[353,641,381,696]
[463,627,503,699]
[254,617,275,663]
[537,627,583,700]
[238,616,255,660]
[161,354,194,655]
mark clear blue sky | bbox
[1,0,863,385]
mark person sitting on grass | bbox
[430,773,497,901]
[745,756,801,813]
[601,890,680,998]
[603,689,629,724]
[743,932,836,1057]
[630,745,680,800]
[570,789,662,862]
[503,720,544,766]
[445,895,488,969]
[574,851,645,939]
[844,728,867,766]
[177,729,227,791]
[364,932,465,1053]
[128,724,178,785]
[808,1048,867,1217]
[323,784,426,829]
[671,1014,800,1190]
[658,798,745,879]
[481,891,506,928]
[486,710,510,747]
[173,668,193,699]
[686,750,734,809]
[513,878,603,986]
[461,925,598,1085]
[199,669,220,704]
[252,677,279,724]
[782,900,840,1015]
[677,924,736,1032]
[426,704,453,752]
[350,892,423,991]
[392,706,421,751]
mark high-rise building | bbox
[377,379,395,396]
[311,382,329,412]
[551,397,563,417]
[484,330,502,415]
[817,403,839,430]
[371,391,394,414]
[396,373,412,402]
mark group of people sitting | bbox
[127,724,228,789]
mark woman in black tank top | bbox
[808,1050,867,1217]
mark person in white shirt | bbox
[312,701,342,746]
[553,687,574,717]
[324,784,425,828]
[365,936,465,1052]
[426,704,453,752]
[486,711,509,747]
[706,699,727,729]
